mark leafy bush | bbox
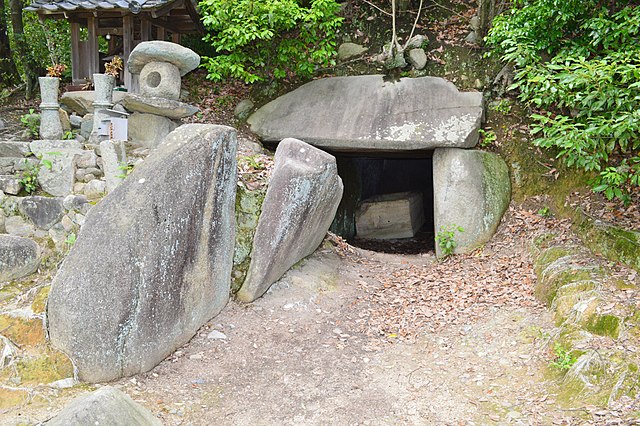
[199,0,343,83]
[486,1,640,204]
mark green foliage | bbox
[478,128,497,148]
[199,0,343,83]
[435,225,464,258]
[537,206,551,217]
[8,11,71,83]
[18,161,39,194]
[64,232,76,250]
[550,343,577,371]
[62,130,75,140]
[20,108,39,138]
[116,162,134,179]
[486,1,640,204]
[490,98,512,115]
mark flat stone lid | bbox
[248,75,484,153]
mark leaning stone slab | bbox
[0,235,40,282]
[128,40,200,76]
[433,148,510,256]
[18,196,65,230]
[46,386,162,426]
[30,140,84,197]
[236,138,343,302]
[121,94,199,119]
[61,91,127,115]
[248,75,484,152]
[48,124,237,382]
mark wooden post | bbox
[87,16,99,76]
[141,18,151,41]
[171,32,181,43]
[156,25,166,41]
[123,14,133,90]
[70,21,81,84]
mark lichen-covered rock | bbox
[433,148,511,256]
[47,124,237,382]
[46,386,162,426]
[236,138,343,303]
[248,75,483,152]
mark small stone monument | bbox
[38,76,63,140]
[122,41,201,148]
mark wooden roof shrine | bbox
[26,0,203,89]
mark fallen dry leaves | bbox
[347,204,576,340]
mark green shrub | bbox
[486,1,640,204]
[199,0,343,83]
[435,225,464,258]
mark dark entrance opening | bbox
[329,151,435,254]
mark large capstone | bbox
[433,148,510,256]
[47,124,237,383]
[236,138,343,303]
[248,75,483,152]
[46,386,162,426]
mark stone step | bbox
[0,141,31,158]
[0,175,23,195]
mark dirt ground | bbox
[2,202,638,425]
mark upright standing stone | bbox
[38,77,63,140]
[433,148,511,256]
[48,124,237,382]
[99,140,127,193]
[236,138,343,303]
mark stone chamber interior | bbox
[329,152,435,254]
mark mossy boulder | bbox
[433,148,511,255]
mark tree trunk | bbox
[0,0,18,86]
[10,0,39,98]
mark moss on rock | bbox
[31,286,51,314]
[232,185,266,292]
[0,314,45,347]
[14,348,74,385]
